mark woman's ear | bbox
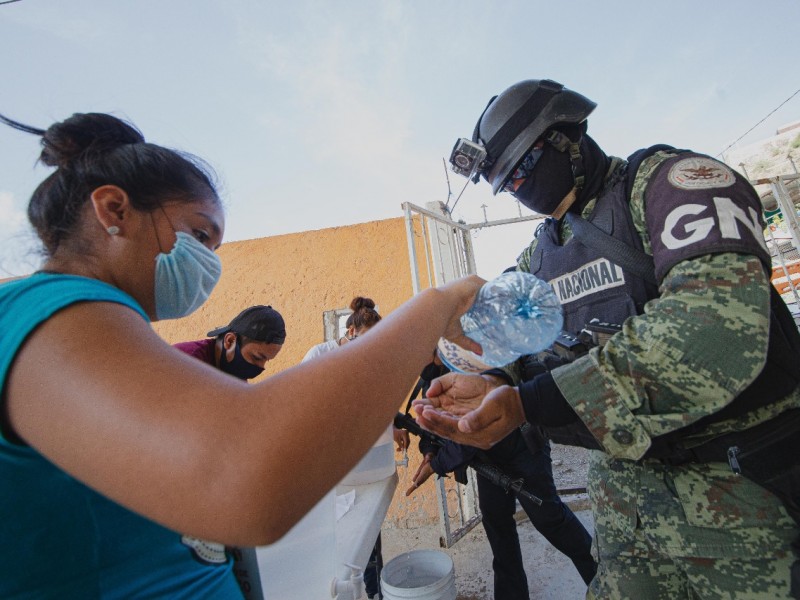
[89,185,131,235]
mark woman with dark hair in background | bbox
[0,112,483,598]
[303,296,382,359]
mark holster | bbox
[728,411,800,599]
[519,351,571,381]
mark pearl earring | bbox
[107,226,120,236]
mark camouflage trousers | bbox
[585,451,798,599]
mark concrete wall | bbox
[153,216,441,528]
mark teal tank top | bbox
[0,273,242,599]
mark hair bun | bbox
[40,113,145,168]
[350,296,376,312]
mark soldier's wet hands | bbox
[414,372,501,417]
[415,385,525,449]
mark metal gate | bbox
[401,200,540,547]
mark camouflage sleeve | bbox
[551,251,771,460]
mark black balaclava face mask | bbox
[510,124,609,218]
[512,141,574,216]
[219,335,265,380]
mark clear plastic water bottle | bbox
[437,271,563,373]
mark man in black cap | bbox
[175,305,287,381]
[173,306,287,564]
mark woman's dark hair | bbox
[346,296,381,330]
[0,112,219,255]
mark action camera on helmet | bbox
[449,138,489,180]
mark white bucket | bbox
[380,550,457,600]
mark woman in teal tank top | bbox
[0,112,484,598]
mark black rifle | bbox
[394,412,542,506]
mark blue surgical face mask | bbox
[154,231,222,320]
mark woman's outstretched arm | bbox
[6,276,484,545]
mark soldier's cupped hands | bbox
[412,373,526,449]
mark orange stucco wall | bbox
[153,216,440,528]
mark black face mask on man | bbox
[511,128,610,219]
[512,142,575,216]
[219,336,264,380]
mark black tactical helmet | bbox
[473,79,596,194]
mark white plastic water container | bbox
[380,550,457,600]
[234,488,336,599]
[339,424,396,486]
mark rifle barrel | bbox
[395,412,543,506]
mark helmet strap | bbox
[550,187,578,220]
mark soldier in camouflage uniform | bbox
[416,79,800,598]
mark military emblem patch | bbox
[667,157,736,190]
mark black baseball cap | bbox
[207,305,286,344]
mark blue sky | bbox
[2,0,799,278]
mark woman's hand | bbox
[412,373,526,449]
[436,275,485,356]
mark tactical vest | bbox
[528,149,800,456]
[528,152,800,579]
[527,164,657,335]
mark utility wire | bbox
[0,0,24,5]
[448,177,471,215]
[718,86,800,157]
[442,157,453,212]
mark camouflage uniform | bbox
[511,151,800,598]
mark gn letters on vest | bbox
[646,155,771,282]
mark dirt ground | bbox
[381,443,594,600]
